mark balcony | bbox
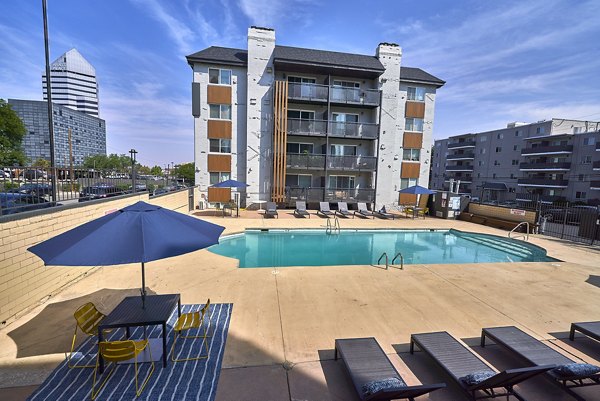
[519,162,571,171]
[285,187,375,203]
[327,155,377,171]
[329,121,378,139]
[446,153,475,160]
[521,145,573,156]
[330,87,380,107]
[447,140,476,149]
[591,181,600,190]
[593,160,600,170]
[517,178,569,188]
[287,83,328,103]
[287,119,327,136]
[445,165,474,171]
[286,153,326,170]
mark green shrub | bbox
[60,182,80,192]
[1,181,20,191]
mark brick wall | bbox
[468,203,536,225]
[0,189,192,324]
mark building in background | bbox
[8,99,106,166]
[42,49,99,117]
[186,26,444,208]
[430,119,600,204]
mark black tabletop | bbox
[100,294,180,328]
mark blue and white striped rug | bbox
[28,303,233,401]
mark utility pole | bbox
[42,0,57,203]
[129,149,137,193]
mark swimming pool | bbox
[208,229,556,268]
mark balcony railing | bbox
[286,154,326,170]
[330,87,380,106]
[446,153,475,160]
[593,160,600,170]
[327,155,377,171]
[445,165,474,171]
[287,82,329,102]
[285,187,375,203]
[519,162,571,171]
[447,141,476,149]
[515,193,566,204]
[286,119,379,139]
[591,181,600,190]
[521,145,573,156]
[517,178,569,187]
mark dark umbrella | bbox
[28,201,225,307]
[398,185,437,217]
[211,179,249,188]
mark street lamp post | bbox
[42,0,57,203]
[129,149,137,193]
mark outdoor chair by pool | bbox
[294,201,310,218]
[355,202,374,219]
[171,299,211,362]
[335,337,445,401]
[482,326,600,400]
[410,331,553,401]
[336,202,353,218]
[68,302,109,369]
[374,206,395,220]
[264,202,278,218]
[570,321,600,343]
[317,202,334,218]
[91,339,155,399]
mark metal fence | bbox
[0,166,182,216]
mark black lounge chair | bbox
[263,202,278,218]
[482,326,600,400]
[570,321,600,343]
[336,202,353,218]
[411,331,553,401]
[293,201,310,218]
[373,207,395,220]
[335,337,445,401]
[317,202,334,218]
[355,202,374,219]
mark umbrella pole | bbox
[141,262,146,309]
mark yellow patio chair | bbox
[68,302,108,368]
[91,340,154,400]
[170,299,211,362]
[417,207,429,218]
[405,207,415,218]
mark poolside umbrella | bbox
[27,201,225,308]
[398,185,436,216]
[211,179,249,214]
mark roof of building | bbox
[186,46,445,86]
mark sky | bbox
[1,0,599,168]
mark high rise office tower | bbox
[42,49,99,117]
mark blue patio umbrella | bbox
[397,185,437,195]
[210,179,249,188]
[28,201,225,307]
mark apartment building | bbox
[430,119,600,204]
[186,26,444,208]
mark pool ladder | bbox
[508,222,529,241]
[326,217,340,234]
[377,252,404,270]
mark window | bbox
[510,173,515,179]
[400,178,418,189]
[287,110,315,120]
[495,147,502,152]
[512,159,519,165]
[478,161,484,166]
[209,104,231,119]
[287,142,314,154]
[536,126,545,134]
[209,138,231,153]
[480,136,487,142]
[497,133,503,139]
[578,174,586,181]
[407,87,426,101]
[208,68,231,85]
[333,80,360,88]
[209,172,230,185]
[330,144,356,156]
[402,148,421,161]
[328,175,355,189]
[405,118,424,132]
[494,160,500,166]
[480,148,486,154]
[513,145,518,151]
[576,191,587,199]
[285,174,312,187]
[583,137,595,145]
[515,130,521,137]
[582,155,592,164]
[288,76,316,84]
[492,173,497,179]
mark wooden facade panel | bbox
[207,85,232,104]
[400,162,420,178]
[208,120,232,139]
[405,101,425,118]
[207,187,231,203]
[271,80,288,202]
[207,154,231,172]
[399,193,418,205]
[403,132,423,149]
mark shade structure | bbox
[28,201,225,306]
[398,185,436,195]
[210,179,249,188]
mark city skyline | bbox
[1,0,599,167]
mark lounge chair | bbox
[264,202,278,218]
[293,201,310,218]
[411,331,553,401]
[570,321,600,343]
[482,326,600,400]
[335,337,445,401]
[317,202,334,218]
[355,202,374,219]
[336,202,353,218]
[373,206,395,220]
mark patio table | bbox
[97,294,181,373]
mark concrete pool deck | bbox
[1,213,599,400]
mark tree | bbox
[33,158,50,168]
[172,162,194,185]
[150,165,162,176]
[82,153,132,170]
[0,99,27,165]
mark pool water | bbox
[208,229,555,268]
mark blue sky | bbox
[1,0,599,167]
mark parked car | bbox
[22,169,48,180]
[16,183,52,196]
[152,187,170,196]
[543,206,599,224]
[78,183,125,202]
[0,193,57,215]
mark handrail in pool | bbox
[391,252,404,270]
[508,222,530,241]
[377,252,389,270]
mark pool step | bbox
[448,230,536,260]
